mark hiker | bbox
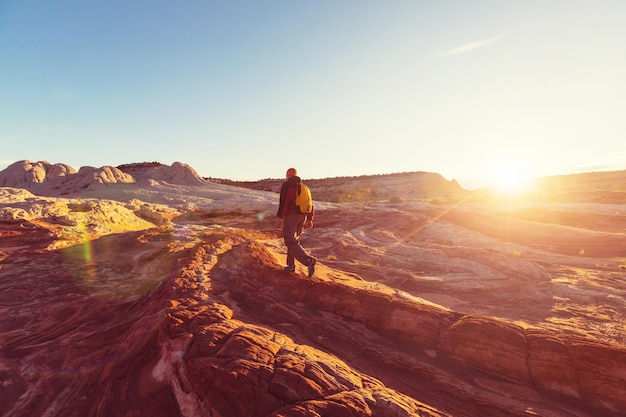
[275,167,317,277]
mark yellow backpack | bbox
[294,183,313,214]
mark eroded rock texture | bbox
[0,220,445,416]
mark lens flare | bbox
[489,155,532,194]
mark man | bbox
[275,168,316,277]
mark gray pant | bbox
[283,213,312,267]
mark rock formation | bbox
[117,161,208,186]
[1,162,626,417]
[0,160,76,187]
[0,160,134,196]
[0,160,208,197]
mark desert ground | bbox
[1,161,625,417]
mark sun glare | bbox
[490,160,532,193]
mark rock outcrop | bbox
[0,160,208,197]
[0,160,76,187]
[117,161,207,186]
[0,160,134,195]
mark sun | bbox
[490,160,532,193]
[496,168,528,190]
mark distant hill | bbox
[541,170,626,190]
[213,171,468,203]
[473,170,626,204]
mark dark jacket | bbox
[277,175,314,220]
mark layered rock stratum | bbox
[1,161,626,417]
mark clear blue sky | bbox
[1,1,625,188]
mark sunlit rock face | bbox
[0,160,208,197]
[1,162,626,417]
[0,160,134,196]
[0,160,76,187]
[116,161,208,186]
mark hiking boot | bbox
[283,265,295,272]
[307,258,316,277]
